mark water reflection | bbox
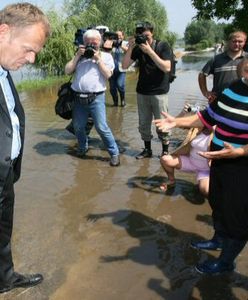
[180,52,213,71]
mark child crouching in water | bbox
[160,105,212,198]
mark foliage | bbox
[64,0,170,41]
[35,11,76,75]
[34,0,175,76]
[164,32,178,48]
[191,0,248,33]
[184,19,227,49]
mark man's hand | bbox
[76,45,86,57]
[205,91,217,103]
[198,142,244,159]
[93,49,101,62]
[127,37,135,49]
[153,112,176,132]
[139,41,153,55]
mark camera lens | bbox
[135,34,147,45]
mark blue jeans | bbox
[72,93,119,156]
[109,70,126,98]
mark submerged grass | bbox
[16,75,70,92]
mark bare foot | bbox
[159,181,175,191]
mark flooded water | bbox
[2,52,248,300]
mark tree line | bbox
[35,0,176,76]
[35,0,246,76]
[184,20,228,51]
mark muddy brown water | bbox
[2,53,248,300]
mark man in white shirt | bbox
[65,29,120,166]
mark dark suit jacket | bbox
[0,72,25,192]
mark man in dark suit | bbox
[0,3,50,293]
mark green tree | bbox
[64,0,171,41]
[35,11,75,75]
[191,0,248,33]
[35,0,176,75]
[184,19,226,50]
[35,6,102,74]
[185,20,216,45]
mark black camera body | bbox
[135,34,148,45]
[84,44,97,59]
[112,39,122,48]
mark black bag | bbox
[55,80,74,120]
[169,52,177,83]
[155,40,177,83]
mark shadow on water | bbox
[87,209,248,300]
[127,175,206,205]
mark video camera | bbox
[74,28,87,46]
[102,31,119,51]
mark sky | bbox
[162,0,197,36]
[0,0,197,37]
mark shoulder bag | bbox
[55,78,74,120]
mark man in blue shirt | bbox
[0,3,50,293]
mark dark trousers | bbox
[0,167,15,282]
[209,157,248,240]
[109,70,126,99]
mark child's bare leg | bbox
[160,154,181,190]
[198,177,209,198]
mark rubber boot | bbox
[195,238,247,274]
[136,141,152,159]
[191,232,224,251]
[112,96,118,107]
[120,91,126,107]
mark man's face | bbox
[116,31,123,41]
[0,23,47,70]
[141,30,153,45]
[84,37,100,49]
[228,34,246,53]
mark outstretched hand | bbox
[153,112,176,132]
[198,142,243,160]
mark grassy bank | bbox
[16,75,70,92]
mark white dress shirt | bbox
[0,66,21,159]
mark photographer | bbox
[65,29,120,166]
[109,31,129,107]
[122,21,173,159]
